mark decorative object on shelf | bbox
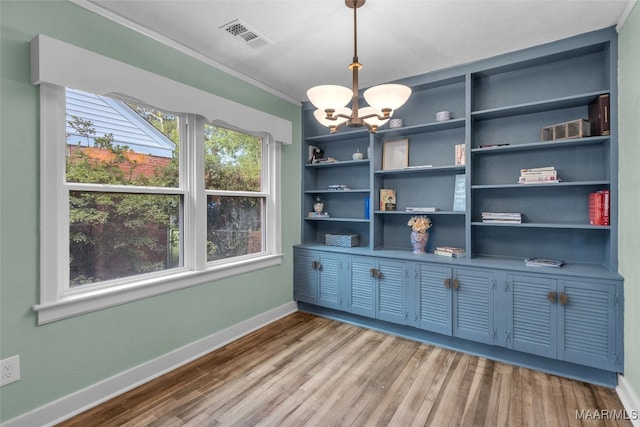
[366,145,371,159]
[309,146,324,163]
[540,119,590,141]
[325,233,360,247]
[364,197,371,219]
[306,0,411,134]
[455,144,465,165]
[434,246,466,258]
[327,184,350,190]
[380,189,396,211]
[313,196,324,214]
[452,174,466,212]
[589,190,610,225]
[518,166,559,184]
[589,94,610,136]
[389,118,403,128]
[408,215,431,254]
[436,111,451,121]
[352,149,364,160]
[382,139,409,170]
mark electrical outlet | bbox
[0,355,21,386]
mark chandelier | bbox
[306,0,411,133]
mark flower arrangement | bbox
[408,215,431,233]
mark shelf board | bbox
[471,222,610,230]
[375,165,465,175]
[305,129,369,144]
[305,189,370,194]
[375,210,465,216]
[471,136,610,154]
[377,118,466,138]
[472,180,610,189]
[471,90,609,120]
[305,159,370,168]
[304,217,370,223]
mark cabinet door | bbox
[558,280,618,371]
[416,264,452,335]
[348,256,376,318]
[293,250,317,304]
[317,253,343,310]
[377,259,408,325]
[506,274,557,358]
[453,268,494,344]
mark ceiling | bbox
[79,0,633,104]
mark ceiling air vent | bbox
[220,19,271,49]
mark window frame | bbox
[35,84,283,324]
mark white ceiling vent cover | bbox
[220,19,271,49]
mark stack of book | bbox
[406,207,438,213]
[589,190,610,225]
[481,212,522,224]
[518,166,559,184]
[434,246,466,258]
[524,258,564,268]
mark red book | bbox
[589,192,604,225]
[601,190,610,226]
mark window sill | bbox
[33,253,283,324]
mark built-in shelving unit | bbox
[295,28,623,382]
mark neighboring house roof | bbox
[65,88,176,158]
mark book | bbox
[308,212,330,218]
[520,166,556,173]
[434,250,466,258]
[589,190,610,225]
[518,166,559,184]
[524,258,564,268]
[482,212,522,223]
[589,93,610,136]
[455,144,465,165]
[435,246,465,253]
[406,207,438,212]
[452,174,466,212]
[380,189,396,211]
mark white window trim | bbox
[32,36,288,324]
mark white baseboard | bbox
[617,374,640,427]
[1,301,298,427]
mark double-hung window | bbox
[36,85,282,324]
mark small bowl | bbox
[389,118,403,128]
[436,111,451,121]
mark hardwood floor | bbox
[57,312,631,426]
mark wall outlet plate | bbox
[1,355,21,386]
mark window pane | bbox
[66,88,179,187]
[69,191,182,287]
[207,196,263,261]
[204,123,262,191]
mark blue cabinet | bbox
[504,274,623,371]
[452,268,495,345]
[414,263,452,335]
[348,256,377,317]
[294,249,345,310]
[376,259,409,325]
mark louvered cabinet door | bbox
[376,259,408,325]
[416,264,452,335]
[558,280,619,371]
[452,268,494,344]
[349,256,376,318]
[507,274,557,358]
[317,253,343,310]
[293,250,318,304]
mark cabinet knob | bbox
[370,268,376,277]
[453,278,460,290]
[374,269,382,279]
[547,291,557,304]
[559,292,569,305]
[444,278,451,289]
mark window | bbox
[36,85,282,324]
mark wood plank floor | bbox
[57,312,631,426]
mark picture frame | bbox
[382,139,409,170]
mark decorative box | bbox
[541,119,591,141]
[325,233,360,247]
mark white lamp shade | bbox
[359,106,390,128]
[363,84,412,112]
[307,85,353,111]
[313,107,351,128]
